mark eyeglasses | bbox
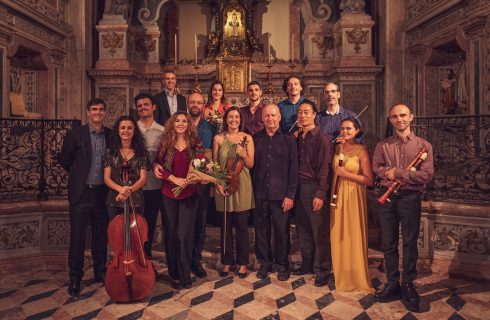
[189,101,204,105]
[324,90,339,94]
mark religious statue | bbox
[224,11,244,39]
[207,32,220,58]
[247,30,262,54]
[340,0,366,15]
[104,0,131,19]
[441,68,456,114]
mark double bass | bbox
[105,160,155,302]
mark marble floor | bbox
[0,227,489,320]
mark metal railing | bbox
[2,115,489,203]
[0,118,81,202]
[386,115,490,203]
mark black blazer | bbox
[153,90,187,126]
[60,124,111,204]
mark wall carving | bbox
[24,71,36,112]
[346,28,369,54]
[433,223,490,255]
[15,0,65,24]
[0,221,39,250]
[135,35,156,60]
[47,220,69,246]
[312,35,334,59]
[98,87,127,125]
[102,32,124,57]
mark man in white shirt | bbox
[153,70,187,126]
[135,93,165,259]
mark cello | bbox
[105,159,155,302]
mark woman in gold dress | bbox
[330,118,374,292]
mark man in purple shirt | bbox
[240,81,265,135]
[372,104,434,313]
[292,99,333,287]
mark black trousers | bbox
[219,211,249,266]
[192,183,212,267]
[68,185,108,281]
[143,189,163,258]
[162,194,198,285]
[295,183,331,276]
[254,199,290,271]
[378,190,422,284]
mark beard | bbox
[189,108,201,117]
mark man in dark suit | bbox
[60,98,111,296]
[153,70,187,126]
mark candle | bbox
[194,34,198,64]
[267,34,271,62]
[291,33,294,61]
[174,34,177,65]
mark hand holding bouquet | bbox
[172,151,228,197]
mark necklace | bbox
[120,148,134,160]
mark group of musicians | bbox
[60,70,434,313]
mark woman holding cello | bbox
[154,111,202,289]
[213,106,255,278]
[330,117,374,292]
[104,115,149,220]
[103,115,155,302]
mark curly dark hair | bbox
[282,74,305,96]
[108,115,146,157]
[222,106,242,133]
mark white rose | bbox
[193,159,201,167]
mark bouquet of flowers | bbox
[172,150,228,197]
[206,111,224,133]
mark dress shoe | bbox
[314,274,328,287]
[277,270,290,281]
[401,282,420,312]
[192,263,208,279]
[94,274,105,284]
[220,265,231,277]
[238,266,248,279]
[68,281,81,296]
[256,265,270,279]
[291,267,313,276]
[172,280,183,290]
[374,282,402,302]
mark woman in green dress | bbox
[213,107,255,278]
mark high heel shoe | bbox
[220,265,231,277]
[238,265,248,279]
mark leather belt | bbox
[86,184,103,189]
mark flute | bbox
[377,147,428,204]
[330,152,344,207]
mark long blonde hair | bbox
[156,111,199,163]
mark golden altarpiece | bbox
[212,1,255,93]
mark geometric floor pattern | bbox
[1,256,489,320]
[1,226,489,319]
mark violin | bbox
[105,159,155,302]
[225,136,248,194]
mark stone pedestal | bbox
[95,14,133,70]
[334,13,375,66]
